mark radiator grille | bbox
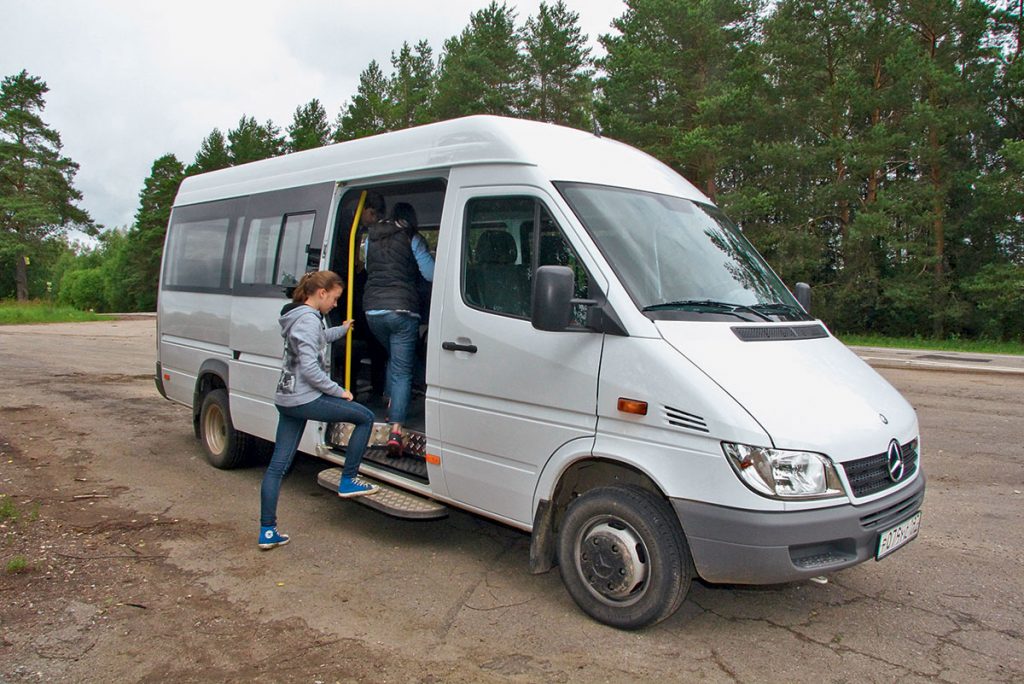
[842,440,919,498]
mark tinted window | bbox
[163,216,232,290]
[277,213,315,285]
[240,212,315,286]
[463,197,589,322]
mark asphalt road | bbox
[1,319,1021,682]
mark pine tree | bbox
[887,0,999,337]
[432,2,526,119]
[522,1,595,129]
[227,115,284,164]
[0,70,92,301]
[118,154,185,310]
[743,0,879,327]
[287,99,332,152]
[334,61,392,142]
[389,41,437,129]
[598,0,761,201]
[189,127,230,175]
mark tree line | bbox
[2,0,1022,340]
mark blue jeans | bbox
[366,311,420,425]
[260,395,375,527]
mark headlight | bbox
[722,442,844,499]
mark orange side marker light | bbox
[425,453,441,466]
[617,398,648,416]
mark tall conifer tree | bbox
[189,128,231,174]
[389,41,437,129]
[227,115,284,165]
[522,1,595,129]
[598,0,761,201]
[334,61,392,142]
[0,70,92,300]
[433,2,526,119]
[287,99,332,152]
[111,153,185,311]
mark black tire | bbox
[198,388,249,469]
[557,484,693,629]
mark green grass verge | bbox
[0,300,104,325]
[839,334,1024,356]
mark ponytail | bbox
[291,270,343,303]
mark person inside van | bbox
[259,270,378,550]
[363,197,435,455]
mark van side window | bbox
[240,212,315,286]
[162,216,234,291]
[463,197,590,323]
[522,208,591,326]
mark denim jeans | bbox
[260,395,375,527]
[366,311,420,425]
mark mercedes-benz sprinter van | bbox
[156,115,924,628]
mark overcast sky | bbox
[1,0,626,236]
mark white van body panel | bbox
[158,290,232,405]
[174,116,707,208]
[431,179,604,526]
[588,334,781,510]
[655,322,918,462]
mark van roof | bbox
[173,115,708,208]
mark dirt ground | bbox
[0,320,1022,683]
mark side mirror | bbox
[532,265,574,331]
[795,282,812,314]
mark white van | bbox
[156,115,924,628]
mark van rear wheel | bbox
[199,388,248,469]
[557,485,693,629]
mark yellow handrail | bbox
[344,191,367,392]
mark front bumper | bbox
[672,473,925,584]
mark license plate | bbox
[876,511,922,560]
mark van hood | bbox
[655,321,917,462]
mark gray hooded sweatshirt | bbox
[274,302,350,407]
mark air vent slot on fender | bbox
[732,324,828,342]
[663,405,709,433]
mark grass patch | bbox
[5,555,30,574]
[0,495,18,523]
[0,299,104,325]
[839,334,1024,356]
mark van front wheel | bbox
[557,485,693,629]
[199,389,247,469]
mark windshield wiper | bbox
[642,299,771,322]
[748,302,807,318]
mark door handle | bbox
[442,341,478,354]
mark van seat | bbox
[467,231,529,316]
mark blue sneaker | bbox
[337,477,379,498]
[258,526,290,550]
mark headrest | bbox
[476,230,518,265]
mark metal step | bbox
[317,468,448,520]
[327,421,427,458]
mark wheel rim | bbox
[203,403,227,456]
[574,516,649,606]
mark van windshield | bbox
[556,183,810,322]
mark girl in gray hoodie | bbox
[259,271,378,550]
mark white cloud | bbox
[0,0,623,231]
